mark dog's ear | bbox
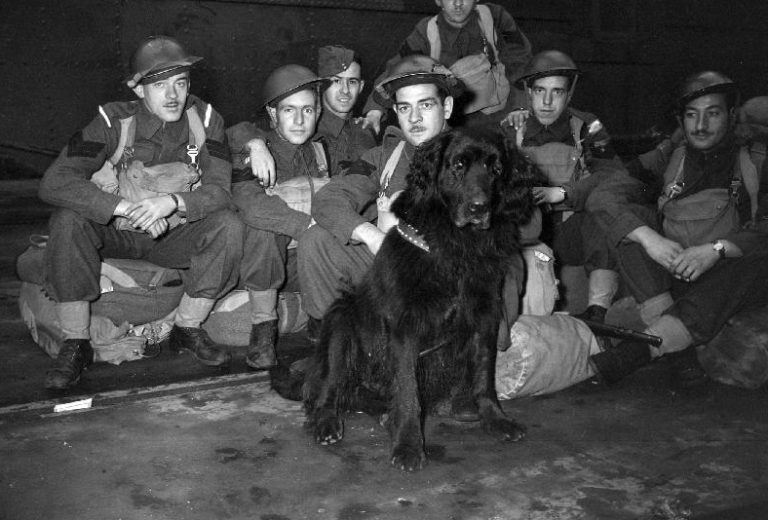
[407,131,455,198]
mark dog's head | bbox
[394,128,535,235]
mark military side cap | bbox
[318,45,357,78]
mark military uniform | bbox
[298,126,415,318]
[363,2,531,126]
[40,95,242,306]
[589,133,768,347]
[508,107,628,274]
[228,123,329,293]
[316,111,376,175]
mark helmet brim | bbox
[126,55,203,88]
[375,72,459,104]
[262,78,330,108]
[515,68,580,90]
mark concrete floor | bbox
[2,179,768,520]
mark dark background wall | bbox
[2,0,767,176]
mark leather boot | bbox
[246,320,278,370]
[45,339,94,390]
[169,325,231,366]
[590,340,651,384]
[574,304,608,324]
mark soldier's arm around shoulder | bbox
[39,101,129,224]
[180,98,233,222]
[312,147,382,243]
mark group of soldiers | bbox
[40,1,768,406]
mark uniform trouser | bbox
[239,226,299,292]
[43,208,243,303]
[604,204,672,303]
[551,211,616,272]
[664,248,768,345]
[297,225,374,319]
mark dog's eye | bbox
[453,159,465,171]
[491,162,503,176]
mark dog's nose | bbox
[469,202,489,216]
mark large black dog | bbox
[303,128,535,471]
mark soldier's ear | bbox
[443,95,454,120]
[133,85,146,99]
[266,105,277,126]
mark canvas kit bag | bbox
[16,238,183,364]
[426,4,510,115]
[659,147,759,247]
[203,289,309,346]
[496,313,600,399]
[263,141,330,248]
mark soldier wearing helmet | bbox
[38,35,242,390]
[239,46,376,187]
[360,0,532,134]
[298,54,456,320]
[587,71,768,387]
[501,50,629,326]
[227,64,332,370]
[295,55,485,419]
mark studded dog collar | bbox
[396,221,430,253]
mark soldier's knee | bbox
[48,208,90,234]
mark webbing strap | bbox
[426,4,498,63]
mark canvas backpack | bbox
[91,104,210,231]
[426,4,510,115]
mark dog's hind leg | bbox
[388,336,426,471]
[471,329,527,442]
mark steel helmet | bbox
[676,71,739,110]
[374,55,459,104]
[260,64,328,108]
[126,36,202,88]
[515,50,580,89]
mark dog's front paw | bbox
[482,417,526,442]
[312,410,344,445]
[390,443,426,471]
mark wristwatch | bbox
[712,240,726,259]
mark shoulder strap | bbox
[185,105,207,147]
[426,16,441,60]
[664,146,687,186]
[379,140,406,192]
[475,4,499,60]
[737,146,760,219]
[107,113,136,166]
[569,116,585,155]
[311,141,329,177]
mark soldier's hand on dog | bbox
[533,186,566,204]
[125,196,177,232]
[669,244,719,282]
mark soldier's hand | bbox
[245,138,276,188]
[500,108,529,130]
[642,234,685,271]
[669,244,719,282]
[125,196,176,231]
[146,218,169,239]
[532,186,566,204]
[362,110,383,135]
